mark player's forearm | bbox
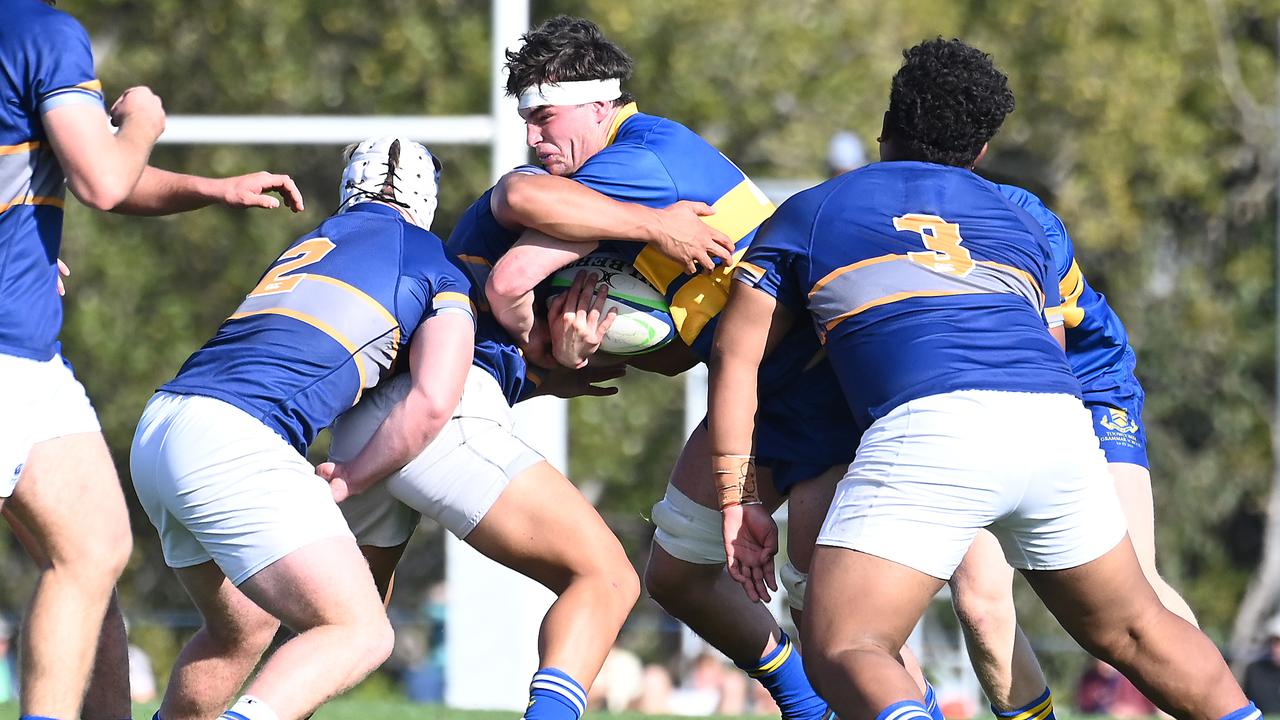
[708,352,761,458]
[341,390,451,494]
[495,173,662,244]
[486,280,537,345]
[111,166,225,216]
[66,126,155,212]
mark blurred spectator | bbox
[827,130,868,177]
[128,643,156,703]
[1244,615,1280,712]
[1075,658,1157,717]
[637,664,674,714]
[403,583,447,703]
[590,647,644,712]
[668,651,754,715]
[0,617,15,703]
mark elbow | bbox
[486,263,538,306]
[68,176,131,212]
[494,173,540,226]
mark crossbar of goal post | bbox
[157,2,558,712]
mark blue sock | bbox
[19,716,62,720]
[876,699,934,720]
[923,681,945,720]
[524,667,587,720]
[738,632,830,720]
[993,687,1055,720]
[1218,702,1262,720]
[154,713,163,720]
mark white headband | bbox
[517,78,622,110]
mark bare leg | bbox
[464,461,639,685]
[784,473,930,697]
[231,536,394,720]
[801,545,945,720]
[6,432,131,720]
[1023,536,1245,720]
[644,426,785,664]
[1111,463,1199,626]
[5,506,132,720]
[159,562,279,720]
[949,530,1048,711]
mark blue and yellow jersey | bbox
[446,183,531,405]
[997,184,1139,402]
[163,203,475,452]
[737,161,1079,426]
[0,0,106,360]
[577,104,775,359]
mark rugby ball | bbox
[549,251,676,356]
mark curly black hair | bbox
[885,38,1015,167]
[504,16,635,105]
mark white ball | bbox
[549,251,676,356]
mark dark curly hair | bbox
[504,16,635,105]
[885,38,1015,167]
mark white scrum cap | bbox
[339,137,442,230]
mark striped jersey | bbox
[163,203,475,452]
[738,161,1079,427]
[0,0,106,360]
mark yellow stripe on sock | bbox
[1003,694,1053,720]
[751,639,792,677]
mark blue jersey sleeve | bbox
[402,228,477,329]
[30,10,103,114]
[571,144,678,207]
[734,190,820,313]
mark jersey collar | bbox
[605,103,638,146]
[346,201,404,218]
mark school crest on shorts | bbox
[1099,408,1138,434]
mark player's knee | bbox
[646,484,725,608]
[350,613,395,672]
[951,581,1015,641]
[780,561,808,612]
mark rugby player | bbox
[943,183,1200,720]
[474,16,845,720]
[2,3,301,719]
[709,37,1258,720]
[130,138,470,720]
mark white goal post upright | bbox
[161,1,557,711]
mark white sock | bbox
[220,695,281,720]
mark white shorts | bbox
[130,392,354,585]
[332,366,544,545]
[0,352,101,497]
[818,390,1128,580]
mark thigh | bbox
[464,461,628,592]
[1019,536,1161,644]
[237,536,386,632]
[949,529,1015,601]
[175,560,279,641]
[784,466,842,575]
[8,430,129,564]
[804,545,944,653]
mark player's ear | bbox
[971,143,989,169]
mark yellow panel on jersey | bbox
[1053,259,1086,329]
[633,179,775,345]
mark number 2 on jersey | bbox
[247,238,336,297]
[894,213,974,277]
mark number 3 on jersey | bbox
[247,238,336,297]
[894,214,974,277]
